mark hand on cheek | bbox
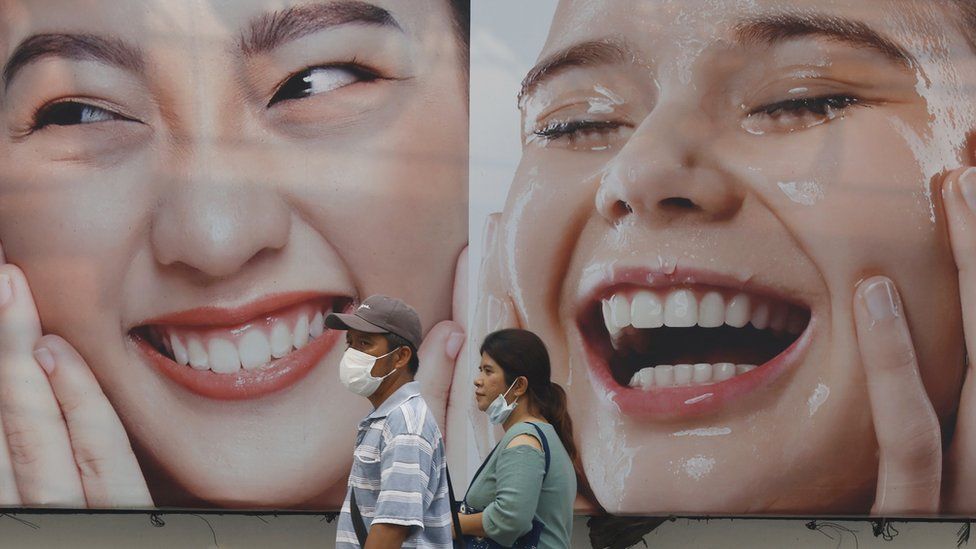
[941,167,976,514]
[853,276,941,515]
[417,247,468,437]
[470,215,519,452]
[0,244,151,508]
[853,167,976,516]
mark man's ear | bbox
[393,346,413,370]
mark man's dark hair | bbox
[384,332,420,375]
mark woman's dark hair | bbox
[480,328,599,508]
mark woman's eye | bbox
[530,119,628,151]
[33,101,124,130]
[743,95,864,135]
[268,65,378,107]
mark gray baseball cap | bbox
[325,294,422,349]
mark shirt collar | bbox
[364,381,422,422]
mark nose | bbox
[595,107,745,227]
[150,147,291,279]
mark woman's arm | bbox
[478,436,546,546]
[458,512,486,538]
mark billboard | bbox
[0,0,467,509]
[3,0,976,528]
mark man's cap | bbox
[325,294,422,349]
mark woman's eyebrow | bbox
[519,38,631,104]
[3,33,143,91]
[734,12,917,69]
[240,1,401,56]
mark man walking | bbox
[327,295,453,548]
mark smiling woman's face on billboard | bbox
[0,0,467,508]
[479,0,976,514]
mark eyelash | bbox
[22,61,392,135]
[266,61,389,107]
[534,120,625,141]
[751,94,862,117]
[28,101,130,133]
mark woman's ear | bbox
[514,375,530,397]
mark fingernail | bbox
[486,295,503,332]
[34,346,55,374]
[960,167,976,213]
[0,274,11,307]
[863,278,901,321]
[481,215,498,253]
[446,332,465,360]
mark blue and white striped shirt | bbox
[336,381,452,548]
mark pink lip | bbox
[575,265,815,420]
[131,292,349,400]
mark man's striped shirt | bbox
[336,381,452,548]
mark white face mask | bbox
[339,346,401,397]
[486,379,520,425]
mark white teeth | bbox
[294,314,310,349]
[602,299,617,337]
[609,294,631,331]
[713,362,736,382]
[654,365,675,387]
[750,302,770,330]
[664,290,697,327]
[310,312,325,338]
[725,293,750,328]
[629,368,655,390]
[674,364,693,385]
[693,363,712,384]
[631,291,664,329]
[171,335,189,366]
[239,329,272,371]
[187,338,210,371]
[627,361,758,389]
[736,364,757,375]
[698,292,725,328]
[270,321,292,359]
[599,289,807,336]
[208,338,240,374]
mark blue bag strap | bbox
[526,422,551,478]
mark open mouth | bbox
[577,275,813,418]
[130,293,353,399]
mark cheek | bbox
[503,154,603,355]
[0,160,153,330]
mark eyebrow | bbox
[240,1,401,56]
[3,33,143,90]
[519,38,631,102]
[735,12,917,69]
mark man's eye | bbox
[743,95,865,135]
[268,65,379,107]
[32,101,124,130]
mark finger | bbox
[0,265,85,506]
[854,276,941,515]
[35,335,152,507]
[0,254,16,505]
[469,214,519,458]
[453,246,468,332]
[941,167,976,512]
[416,320,465,435]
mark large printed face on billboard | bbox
[475,0,975,514]
[0,0,466,508]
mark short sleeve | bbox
[371,427,437,529]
